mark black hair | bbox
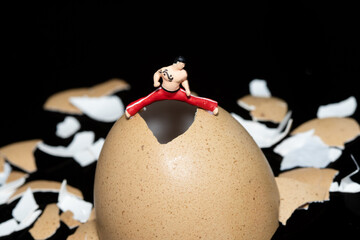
[173,56,186,64]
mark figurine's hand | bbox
[154,82,160,87]
[186,90,191,97]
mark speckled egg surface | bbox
[94,101,279,240]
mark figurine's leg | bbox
[125,88,169,117]
[126,88,161,117]
[174,89,219,114]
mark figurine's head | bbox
[173,56,186,70]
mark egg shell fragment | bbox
[29,203,60,240]
[278,168,338,201]
[94,105,280,240]
[238,95,288,123]
[0,156,4,172]
[0,139,41,173]
[291,117,360,148]
[8,180,83,203]
[67,220,99,240]
[43,78,130,114]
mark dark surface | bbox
[2,1,359,239]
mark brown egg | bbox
[94,101,279,240]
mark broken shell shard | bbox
[237,79,288,123]
[249,79,271,97]
[278,168,338,201]
[317,96,357,118]
[291,117,360,148]
[0,156,5,173]
[94,101,279,240]
[8,180,83,203]
[231,111,292,148]
[0,161,11,185]
[0,140,41,173]
[29,203,60,240]
[60,211,82,229]
[276,167,338,225]
[56,116,81,139]
[69,95,124,122]
[238,95,288,123]
[44,88,88,114]
[67,220,99,240]
[0,168,27,205]
[43,78,130,114]
[57,180,93,223]
[276,130,343,170]
[330,155,360,193]
[12,188,39,222]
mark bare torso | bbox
[158,65,188,91]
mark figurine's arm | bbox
[153,70,161,87]
[181,79,191,97]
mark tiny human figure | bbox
[125,56,219,118]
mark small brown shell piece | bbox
[43,78,130,114]
[0,139,41,173]
[60,209,96,229]
[29,203,61,240]
[291,117,360,148]
[0,155,4,172]
[9,180,83,203]
[87,78,130,96]
[278,168,338,201]
[276,168,338,225]
[43,88,88,114]
[276,177,316,225]
[238,95,288,123]
[6,171,29,184]
[60,211,82,229]
[67,220,99,240]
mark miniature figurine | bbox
[125,56,219,118]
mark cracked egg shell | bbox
[94,101,279,240]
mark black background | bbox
[1,0,360,239]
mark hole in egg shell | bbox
[139,100,197,144]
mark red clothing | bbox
[126,87,218,117]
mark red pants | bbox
[126,87,218,117]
